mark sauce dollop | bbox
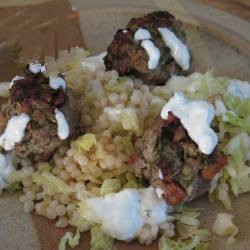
[161,92,218,155]
[0,113,30,151]
[86,187,170,241]
[227,79,250,99]
[158,27,190,70]
[55,109,69,140]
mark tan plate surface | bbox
[0,0,250,249]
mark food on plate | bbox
[104,11,192,85]
[0,9,249,250]
[0,64,79,161]
[129,93,227,205]
[212,213,238,245]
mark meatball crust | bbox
[104,11,192,85]
[129,113,227,206]
[4,66,79,161]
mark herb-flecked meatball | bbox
[128,114,227,206]
[104,11,192,85]
[0,64,79,161]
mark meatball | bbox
[0,64,79,161]
[128,113,227,206]
[104,11,192,85]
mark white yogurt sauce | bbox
[122,29,128,34]
[86,187,170,241]
[0,113,30,151]
[81,52,107,72]
[158,27,190,70]
[161,92,218,155]
[0,153,15,189]
[49,77,67,91]
[134,28,152,42]
[29,63,46,74]
[141,40,161,70]
[227,79,250,99]
[55,108,69,140]
[158,170,163,180]
[10,76,25,88]
[155,188,165,199]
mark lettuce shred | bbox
[159,234,208,250]
[32,170,73,194]
[6,181,21,193]
[212,213,238,245]
[90,225,114,250]
[159,207,210,250]
[100,178,121,196]
[199,75,250,209]
[73,133,96,152]
[69,200,99,232]
[121,135,134,155]
[223,93,250,117]
[6,170,25,193]
[69,210,94,232]
[0,82,11,97]
[173,208,210,241]
[222,133,250,196]
[104,107,140,134]
[185,70,229,100]
[223,111,250,133]
[58,230,80,250]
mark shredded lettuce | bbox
[222,132,250,196]
[123,173,144,189]
[58,230,80,250]
[148,96,166,118]
[6,181,21,193]
[159,234,207,250]
[100,179,121,196]
[223,94,250,117]
[120,108,140,134]
[223,111,250,134]
[121,135,134,155]
[174,208,201,227]
[104,107,140,134]
[123,179,141,189]
[0,82,11,97]
[90,225,114,250]
[212,213,238,245]
[78,201,99,223]
[185,70,229,100]
[7,170,25,183]
[216,182,232,210]
[177,223,210,241]
[213,86,250,208]
[165,207,210,249]
[69,201,99,232]
[69,209,93,232]
[73,133,96,151]
[173,208,210,242]
[61,49,90,95]
[32,170,73,194]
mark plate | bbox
[0,0,250,249]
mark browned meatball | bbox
[128,113,227,206]
[3,65,80,161]
[104,11,192,85]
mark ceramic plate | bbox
[0,0,250,249]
